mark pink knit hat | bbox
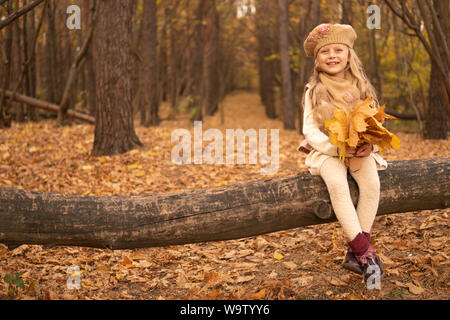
[304,23,357,57]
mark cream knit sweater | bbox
[299,83,388,176]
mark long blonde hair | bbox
[302,46,380,127]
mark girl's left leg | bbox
[349,156,381,234]
[348,156,384,285]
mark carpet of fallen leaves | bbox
[0,91,449,300]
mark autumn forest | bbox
[0,0,449,302]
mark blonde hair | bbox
[302,46,380,126]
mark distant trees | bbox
[0,0,448,144]
[384,0,448,139]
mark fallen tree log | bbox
[0,158,448,249]
[0,90,95,124]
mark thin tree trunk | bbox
[45,0,57,103]
[26,1,38,121]
[58,0,98,125]
[0,0,13,127]
[142,0,160,127]
[423,0,448,139]
[203,0,220,116]
[278,0,295,130]
[341,0,353,25]
[191,0,207,122]
[255,0,276,119]
[14,11,25,122]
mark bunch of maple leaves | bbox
[324,98,401,163]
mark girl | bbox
[299,23,386,288]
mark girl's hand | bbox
[355,143,372,157]
[345,147,357,158]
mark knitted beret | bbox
[303,23,357,58]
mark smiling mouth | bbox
[326,62,340,66]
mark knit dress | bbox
[299,80,388,176]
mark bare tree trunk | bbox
[86,6,97,117]
[203,0,220,116]
[92,0,143,156]
[424,0,448,139]
[255,0,276,119]
[0,0,13,127]
[166,1,183,120]
[191,0,207,122]
[45,0,57,103]
[14,9,25,123]
[341,0,353,25]
[26,1,38,121]
[278,0,295,130]
[299,0,321,134]
[142,0,160,127]
[369,28,383,101]
[58,0,98,126]
[159,5,168,103]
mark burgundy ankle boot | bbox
[342,232,371,274]
[347,233,384,287]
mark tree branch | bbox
[0,0,44,30]
[425,0,450,67]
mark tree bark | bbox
[141,0,160,127]
[341,0,353,25]
[83,0,97,117]
[191,0,207,122]
[25,0,38,121]
[0,158,448,249]
[423,0,448,139]
[45,0,57,103]
[91,0,143,156]
[278,0,295,130]
[255,0,276,119]
[203,0,220,117]
[0,0,13,127]
[298,0,321,134]
[14,9,25,123]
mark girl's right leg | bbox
[319,157,362,241]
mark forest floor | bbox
[0,91,449,300]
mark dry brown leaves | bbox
[0,92,449,300]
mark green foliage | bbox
[178,95,195,113]
[3,273,25,298]
[391,287,405,299]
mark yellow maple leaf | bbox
[325,98,400,164]
[347,98,378,148]
[373,104,397,124]
[325,108,348,162]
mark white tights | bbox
[319,156,381,241]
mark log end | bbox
[313,200,334,220]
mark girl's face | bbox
[317,44,350,78]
